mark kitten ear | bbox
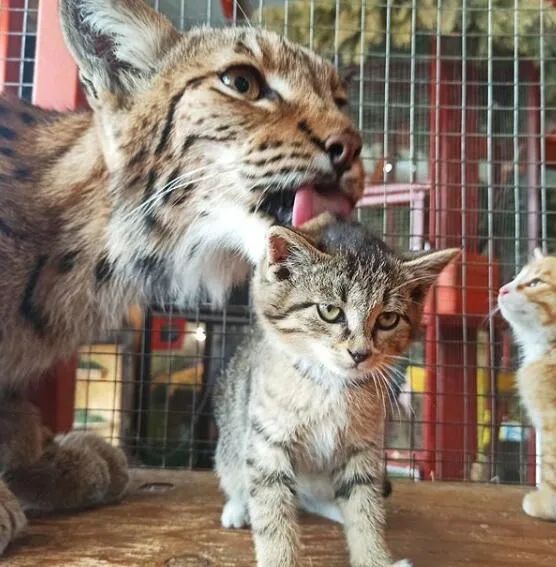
[402,248,461,301]
[533,247,545,261]
[266,226,327,278]
[59,0,181,104]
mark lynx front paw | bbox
[59,432,129,503]
[522,486,556,521]
[7,432,129,512]
[0,487,26,555]
[221,499,250,529]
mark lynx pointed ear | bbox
[59,0,181,102]
[533,247,545,261]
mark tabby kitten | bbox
[215,218,459,566]
[498,248,556,521]
[0,0,364,554]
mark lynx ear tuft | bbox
[59,0,180,102]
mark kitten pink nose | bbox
[499,285,510,296]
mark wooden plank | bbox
[5,471,556,566]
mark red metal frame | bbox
[358,183,427,251]
[33,0,86,110]
[0,0,24,96]
[424,41,482,480]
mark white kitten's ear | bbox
[402,248,461,301]
[533,247,544,261]
[266,226,327,278]
[59,0,180,103]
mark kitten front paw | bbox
[221,499,250,529]
[0,487,27,555]
[392,560,413,567]
[522,486,556,521]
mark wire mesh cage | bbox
[1,0,555,486]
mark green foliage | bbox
[259,1,556,99]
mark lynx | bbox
[0,0,363,554]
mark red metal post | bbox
[33,0,86,110]
[0,0,24,95]
[425,39,481,480]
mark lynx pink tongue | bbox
[292,185,353,227]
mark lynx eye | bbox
[527,277,544,288]
[317,304,344,323]
[220,65,263,100]
[376,311,400,331]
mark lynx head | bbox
[59,0,364,303]
[498,248,556,357]
[253,217,459,385]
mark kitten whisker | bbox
[383,354,411,363]
[370,368,388,419]
[377,366,403,422]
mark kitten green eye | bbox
[376,311,400,331]
[527,277,544,288]
[317,304,344,323]
[220,65,263,100]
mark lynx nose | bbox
[348,349,370,365]
[325,131,362,173]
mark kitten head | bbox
[59,0,363,271]
[253,218,459,384]
[498,248,556,348]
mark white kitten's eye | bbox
[376,311,400,331]
[527,277,544,288]
[317,304,344,323]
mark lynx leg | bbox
[5,433,128,512]
[0,479,26,555]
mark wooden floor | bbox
[5,470,556,566]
